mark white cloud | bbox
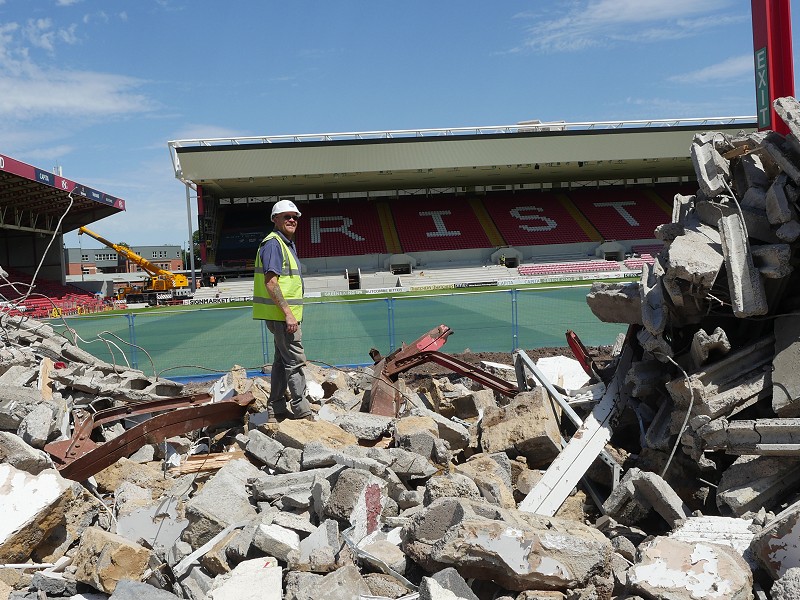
[56,0,83,6]
[513,0,743,53]
[668,55,753,85]
[0,19,153,122]
[0,70,151,119]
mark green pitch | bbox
[53,286,624,378]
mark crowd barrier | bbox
[51,286,625,378]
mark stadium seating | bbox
[0,267,104,318]
[517,259,621,276]
[481,191,594,246]
[567,188,671,241]
[390,195,492,252]
[631,243,664,257]
[293,200,388,258]
[623,254,656,270]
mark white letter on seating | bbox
[510,206,557,232]
[593,202,640,226]
[420,210,460,237]
[310,216,365,244]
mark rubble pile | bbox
[6,98,800,600]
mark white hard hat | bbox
[271,199,301,219]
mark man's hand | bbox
[265,272,298,333]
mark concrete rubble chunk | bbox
[717,455,800,517]
[73,526,154,594]
[0,463,74,562]
[762,131,800,183]
[766,173,794,225]
[601,467,691,529]
[206,557,282,600]
[292,564,371,600]
[402,497,612,592]
[665,335,773,424]
[718,212,769,317]
[0,430,52,474]
[689,327,730,369]
[419,567,479,600]
[0,386,44,430]
[775,96,800,138]
[661,219,724,311]
[628,537,752,600]
[751,499,800,579]
[182,459,262,548]
[770,566,800,600]
[691,131,732,198]
[324,467,388,541]
[700,417,800,455]
[752,243,793,279]
[585,281,643,325]
[480,388,562,468]
[109,580,182,600]
[772,314,800,417]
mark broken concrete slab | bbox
[691,131,732,198]
[701,417,800,455]
[627,536,752,600]
[73,526,154,594]
[585,281,643,325]
[402,497,612,592]
[752,499,800,579]
[665,335,773,424]
[182,459,262,548]
[718,212,769,318]
[0,430,52,475]
[717,455,800,517]
[205,556,282,600]
[773,314,800,417]
[480,388,562,468]
[601,467,690,528]
[0,463,75,562]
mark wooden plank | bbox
[518,345,632,516]
[172,450,246,474]
[38,357,53,401]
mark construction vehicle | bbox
[78,226,192,305]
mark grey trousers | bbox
[266,320,311,417]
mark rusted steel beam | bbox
[368,324,519,416]
[45,392,255,481]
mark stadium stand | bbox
[293,200,388,258]
[480,191,597,246]
[567,187,671,242]
[1,266,105,318]
[390,195,493,253]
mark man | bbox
[253,199,313,421]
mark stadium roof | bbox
[0,153,125,235]
[168,117,757,198]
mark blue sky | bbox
[0,0,792,248]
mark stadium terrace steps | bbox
[468,197,506,247]
[376,201,403,254]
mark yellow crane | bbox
[79,226,190,302]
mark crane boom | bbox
[78,226,189,294]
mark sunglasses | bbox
[281,214,300,221]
